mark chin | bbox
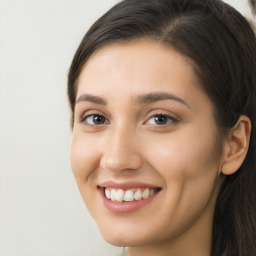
[98,223,153,247]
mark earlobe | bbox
[221,115,251,175]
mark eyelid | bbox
[147,115,176,125]
[76,108,179,128]
[75,108,110,127]
[78,108,108,121]
[82,114,110,126]
[145,109,179,121]
[143,109,180,129]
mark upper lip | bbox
[98,180,161,190]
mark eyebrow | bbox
[76,94,107,105]
[75,92,190,108]
[134,92,190,108]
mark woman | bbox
[68,0,256,255]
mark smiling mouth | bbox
[102,187,161,203]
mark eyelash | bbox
[80,112,178,127]
[81,114,109,126]
[146,114,178,126]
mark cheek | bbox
[70,133,103,213]
[144,125,220,183]
[70,133,101,182]
[142,128,221,231]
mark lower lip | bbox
[99,188,160,213]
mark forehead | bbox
[76,40,211,110]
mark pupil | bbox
[155,115,167,124]
[93,115,105,124]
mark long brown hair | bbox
[68,0,256,255]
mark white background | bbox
[0,0,253,255]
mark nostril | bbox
[100,151,143,172]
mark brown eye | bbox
[83,114,107,125]
[92,115,106,124]
[147,114,176,125]
[154,115,168,125]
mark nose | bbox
[100,128,143,173]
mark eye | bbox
[147,114,176,125]
[82,114,108,125]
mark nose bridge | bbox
[100,123,142,172]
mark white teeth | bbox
[105,188,111,199]
[142,188,149,199]
[124,190,134,202]
[110,189,117,201]
[134,189,142,200]
[116,189,125,202]
[104,187,158,203]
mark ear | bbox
[221,115,251,175]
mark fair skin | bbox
[71,41,250,256]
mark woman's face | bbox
[71,41,224,250]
